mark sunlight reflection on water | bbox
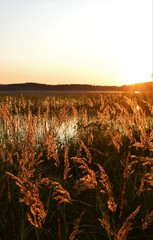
[56,118,78,143]
[0,115,78,147]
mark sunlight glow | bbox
[0,0,152,86]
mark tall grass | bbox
[0,93,153,239]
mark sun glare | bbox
[120,49,152,85]
[0,0,152,86]
[121,70,152,85]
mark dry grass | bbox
[0,93,152,239]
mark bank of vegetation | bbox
[0,81,152,92]
[0,93,153,239]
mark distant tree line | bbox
[0,82,152,92]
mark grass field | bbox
[0,92,153,240]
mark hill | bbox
[122,81,153,92]
[0,81,152,93]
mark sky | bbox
[0,0,152,86]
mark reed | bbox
[0,93,152,239]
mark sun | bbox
[122,73,150,85]
[120,61,152,85]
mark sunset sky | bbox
[0,0,152,86]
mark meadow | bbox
[0,92,153,240]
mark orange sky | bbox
[0,0,152,86]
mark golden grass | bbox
[0,94,153,239]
